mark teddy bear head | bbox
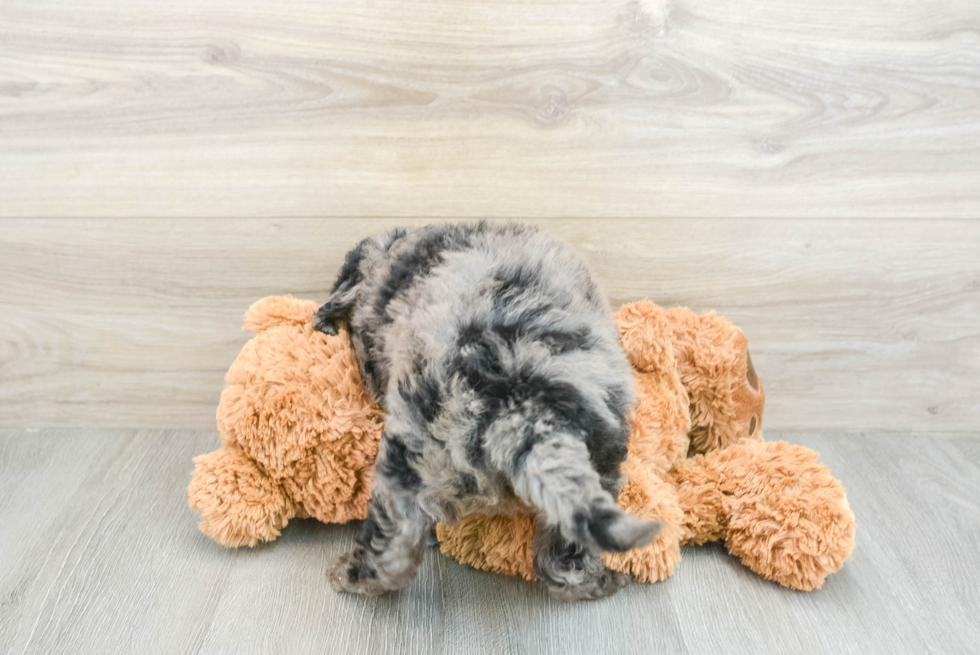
[638,306,763,455]
[191,297,762,549]
[616,301,765,460]
[190,296,383,546]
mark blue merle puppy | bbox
[315,222,659,602]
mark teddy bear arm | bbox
[664,456,729,546]
[602,472,685,583]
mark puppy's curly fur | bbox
[316,222,659,601]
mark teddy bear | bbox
[187,295,384,546]
[437,301,856,591]
[188,295,855,591]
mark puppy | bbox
[315,222,659,601]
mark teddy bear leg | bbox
[327,480,433,596]
[668,440,856,591]
[532,520,633,602]
[187,446,296,547]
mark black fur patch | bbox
[378,435,422,491]
[539,326,593,355]
[357,504,392,555]
[509,426,538,474]
[453,321,627,479]
[535,527,589,586]
[521,373,624,479]
[602,384,630,423]
[375,225,473,323]
[458,343,506,392]
[456,473,479,498]
[452,326,505,468]
[315,240,369,335]
[590,439,629,485]
[491,319,591,356]
[463,419,488,468]
[346,554,379,582]
[586,505,625,552]
[331,239,367,293]
[355,328,385,398]
[572,509,591,546]
[397,355,443,423]
[492,263,542,303]
[313,303,344,335]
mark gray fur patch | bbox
[317,222,657,599]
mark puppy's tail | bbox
[508,433,661,553]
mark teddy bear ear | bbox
[615,300,677,372]
[242,295,319,334]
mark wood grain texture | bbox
[1,0,978,218]
[1,217,978,431]
[0,429,977,654]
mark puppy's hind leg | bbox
[534,521,632,602]
[507,433,660,601]
[328,435,432,596]
[509,434,660,555]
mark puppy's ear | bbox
[243,295,318,334]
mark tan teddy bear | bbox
[188,296,384,546]
[188,296,855,591]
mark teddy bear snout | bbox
[742,350,765,434]
[745,351,759,391]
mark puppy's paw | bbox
[313,307,340,336]
[546,566,633,603]
[593,567,634,599]
[327,551,387,597]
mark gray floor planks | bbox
[1,429,977,654]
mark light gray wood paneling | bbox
[1,218,978,431]
[0,429,977,654]
[1,0,978,218]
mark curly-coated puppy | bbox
[316,222,659,601]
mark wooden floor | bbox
[1,429,978,655]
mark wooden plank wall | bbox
[1,218,977,430]
[0,0,978,431]
[2,0,978,218]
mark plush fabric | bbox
[188,296,384,547]
[188,296,855,590]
